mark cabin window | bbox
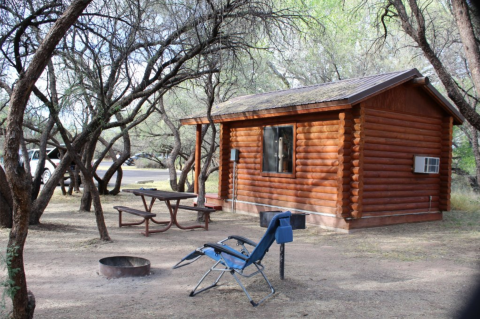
[262,125,295,176]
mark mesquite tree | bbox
[378,0,480,186]
[1,1,93,317]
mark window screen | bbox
[425,157,440,174]
[262,125,294,174]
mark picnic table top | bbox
[122,188,198,201]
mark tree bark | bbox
[452,0,480,107]
[30,152,73,224]
[2,1,93,317]
[467,122,480,192]
[0,165,13,228]
[389,0,480,130]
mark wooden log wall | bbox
[336,111,353,218]
[350,107,365,218]
[218,123,231,199]
[361,107,444,217]
[224,117,340,215]
[439,117,453,211]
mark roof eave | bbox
[180,100,352,125]
[422,84,464,125]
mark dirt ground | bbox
[1,192,479,318]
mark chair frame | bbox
[188,237,275,307]
[174,211,292,307]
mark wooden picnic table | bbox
[116,189,214,236]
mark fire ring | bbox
[99,256,151,278]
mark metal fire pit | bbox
[99,256,150,279]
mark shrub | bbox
[450,191,480,213]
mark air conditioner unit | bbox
[413,156,440,174]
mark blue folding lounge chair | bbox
[173,211,293,307]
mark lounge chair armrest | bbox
[204,243,248,261]
[227,235,257,247]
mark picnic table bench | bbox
[177,205,216,231]
[116,189,217,236]
[114,206,160,236]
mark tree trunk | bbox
[3,0,93,314]
[0,165,13,228]
[177,152,196,192]
[79,134,99,211]
[84,173,111,240]
[30,152,73,225]
[80,176,92,211]
[467,122,480,192]
[197,73,220,221]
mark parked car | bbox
[130,152,153,160]
[25,147,74,184]
[25,148,61,184]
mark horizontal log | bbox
[230,136,261,143]
[297,139,339,146]
[230,130,261,137]
[364,136,440,149]
[296,165,338,173]
[296,159,338,166]
[363,196,439,205]
[230,142,261,148]
[296,152,338,160]
[365,129,442,143]
[364,171,433,178]
[228,163,259,170]
[361,208,440,218]
[365,114,441,131]
[365,108,443,125]
[297,126,340,134]
[363,177,440,185]
[230,192,337,208]
[361,122,442,138]
[363,142,441,155]
[235,179,338,194]
[233,184,337,201]
[231,127,262,132]
[297,132,339,140]
[228,174,338,187]
[239,158,261,164]
[363,190,439,199]
[296,172,338,180]
[363,157,413,168]
[363,201,439,212]
[297,120,339,127]
[296,146,339,153]
[363,163,412,172]
[227,147,260,153]
[363,149,414,160]
[233,195,338,215]
[360,183,440,192]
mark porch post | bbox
[194,124,202,194]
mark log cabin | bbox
[181,69,464,231]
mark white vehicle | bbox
[27,148,62,184]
